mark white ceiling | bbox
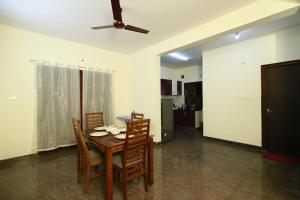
[0,0,257,54]
[161,12,300,69]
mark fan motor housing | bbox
[114,21,125,29]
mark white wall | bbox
[202,24,300,146]
[160,66,176,80]
[173,65,202,82]
[203,35,276,146]
[0,24,131,160]
[276,25,300,62]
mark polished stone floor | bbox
[1,128,300,200]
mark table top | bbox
[88,133,124,148]
[87,132,154,150]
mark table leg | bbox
[105,148,113,200]
[148,138,154,185]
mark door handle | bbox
[267,108,275,114]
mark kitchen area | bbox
[160,63,203,143]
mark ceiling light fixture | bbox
[234,32,240,40]
[168,52,189,61]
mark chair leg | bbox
[113,165,118,182]
[143,174,148,192]
[77,153,83,184]
[94,165,98,175]
[118,169,121,182]
[84,164,90,193]
[122,179,128,200]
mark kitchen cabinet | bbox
[174,110,195,128]
[161,79,182,96]
[174,110,202,128]
[161,79,172,95]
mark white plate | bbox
[118,127,126,132]
[89,132,108,137]
[105,126,115,132]
[114,134,126,140]
[111,129,121,135]
[94,126,106,131]
[114,134,134,140]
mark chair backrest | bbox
[85,112,104,134]
[122,119,150,180]
[131,112,144,120]
[72,118,89,159]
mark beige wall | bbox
[129,50,161,142]
[0,24,131,160]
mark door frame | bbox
[261,59,300,151]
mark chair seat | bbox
[113,154,122,168]
[113,154,143,168]
[89,149,103,166]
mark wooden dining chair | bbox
[131,112,144,120]
[85,112,104,134]
[113,119,150,200]
[72,118,103,193]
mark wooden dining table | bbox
[87,133,154,200]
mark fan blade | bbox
[111,0,122,22]
[91,25,114,30]
[124,25,149,34]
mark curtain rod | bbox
[29,59,117,73]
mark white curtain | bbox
[36,64,80,151]
[83,70,112,127]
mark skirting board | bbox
[202,136,262,152]
[0,145,77,166]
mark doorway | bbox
[159,54,203,143]
[261,59,300,158]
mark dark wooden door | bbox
[262,60,300,157]
[184,81,202,110]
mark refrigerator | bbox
[161,99,174,143]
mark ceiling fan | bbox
[91,0,149,34]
